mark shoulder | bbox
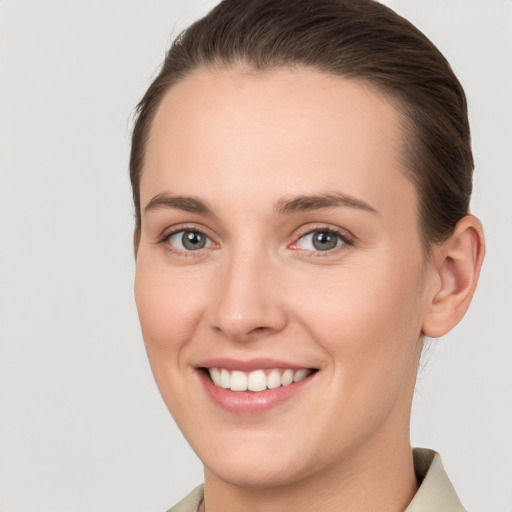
[166,484,204,512]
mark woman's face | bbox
[135,67,433,487]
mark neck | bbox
[202,436,419,512]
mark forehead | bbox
[142,66,416,221]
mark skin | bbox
[134,67,484,512]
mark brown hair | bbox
[130,0,473,253]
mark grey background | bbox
[0,1,510,511]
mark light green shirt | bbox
[168,448,465,512]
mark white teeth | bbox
[247,370,267,391]
[207,367,312,392]
[281,369,294,386]
[293,369,310,382]
[230,371,248,391]
[267,369,281,389]
[219,368,231,388]
[210,367,221,386]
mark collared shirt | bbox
[167,448,466,512]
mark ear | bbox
[422,215,485,338]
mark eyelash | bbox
[158,224,216,258]
[291,226,354,255]
[158,225,354,257]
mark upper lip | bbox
[196,358,315,372]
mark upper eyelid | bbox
[159,223,214,242]
[293,224,354,243]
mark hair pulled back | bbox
[130,0,473,253]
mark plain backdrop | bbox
[0,1,511,511]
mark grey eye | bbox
[297,230,343,251]
[168,230,210,251]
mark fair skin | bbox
[134,67,484,512]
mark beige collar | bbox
[405,448,466,511]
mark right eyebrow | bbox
[144,193,214,216]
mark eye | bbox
[167,230,213,251]
[294,229,347,252]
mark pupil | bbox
[182,231,206,250]
[313,231,337,251]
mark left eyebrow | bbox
[274,192,378,215]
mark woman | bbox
[130,0,485,510]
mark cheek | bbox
[290,254,426,385]
[134,257,213,426]
[134,257,206,366]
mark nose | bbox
[208,249,288,343]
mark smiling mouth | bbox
[204,367,316,392]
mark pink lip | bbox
[196,365,317,415]
[196,357,310,372]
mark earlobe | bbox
[422,215,485,338]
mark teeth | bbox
[219,369,230,389]
[230,371,248,391]
[210,368,221,386]
[247,370,267,392]
[267,369,281,389]
[207,367,312,392]
[281,369,294,386]
[293,369,309,382]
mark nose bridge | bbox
[209,243,286,341]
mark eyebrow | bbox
[144,193,214,215]
[144,191,377,216]
[274,192,377,215]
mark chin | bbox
[191,427,331,490]
[203,454,309,489]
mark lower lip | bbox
[197,370,316,414]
